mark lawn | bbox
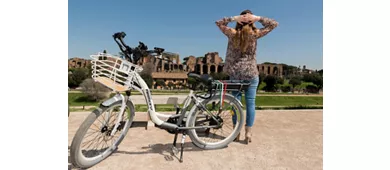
[69,93,322,109]
[246,96,322,106]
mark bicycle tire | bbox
[70,100,135,169]
[186,94,244,150]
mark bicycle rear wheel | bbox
[70,100,134,169]
[186,94,244,149]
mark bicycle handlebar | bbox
[112,32,173,64]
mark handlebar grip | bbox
[113,32,126,39]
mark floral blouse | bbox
[215,16,278,80]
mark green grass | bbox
[242,96,323,106]
[257,105,323,110]
[69,93,323,110]
[69,104,323,112]
[68,93,103,106]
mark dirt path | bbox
[68,110,323,170]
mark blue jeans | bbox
[231,76,259,127]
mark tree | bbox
[289,76,302,92]
[68,68,90,88]
[263,75,277,92]
[258,73,266,84]
[176,82,185,90]
[210,72,229,80]
[167,82,174,90]
[140,62,155,76]
[139,61,155,88]
[281,85,292,92]
[187,77,196,89]
[80,78,111,101]
[282,64,299,76]
[318,69,323,76]
[306,84,319,93]
[276,77,284,85]
[302,73,323,89]
[140,74,153,88]
[155,79,165,89]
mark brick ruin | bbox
[150,52,283,75]
[68,52,284,89]
[68,57,91,69]
[146,52,284,89]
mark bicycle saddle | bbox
[187,73,214,85]
[154,47,165,54]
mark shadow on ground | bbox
[114,142,207,162]
[68,142,227,169]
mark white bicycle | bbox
[69,32,251,169]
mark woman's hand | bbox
[233,15,249,24]
[246,14,261,24]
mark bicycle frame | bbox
[100,62,244,135]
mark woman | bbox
[215,10,278,144]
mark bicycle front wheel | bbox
[70,100,135,169]
[186,94,244,150]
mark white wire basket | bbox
[90,52,143,92]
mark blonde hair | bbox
[232,23,256,52]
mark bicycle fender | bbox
[217,93,244,108]
[101,94,122,107]
[236,99,244,108]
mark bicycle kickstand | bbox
[179,132,186,163]
[171,131,186,163]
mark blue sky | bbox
[69,0,323,70]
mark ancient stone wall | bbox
[69,52,287,89]
[68,58,91,69]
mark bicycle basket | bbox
[90,52,143,92]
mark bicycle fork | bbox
[109,93,127,136]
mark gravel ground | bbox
[68,109,323,170]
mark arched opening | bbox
[273,66,278,75]
[267,66,271,75]
[174,64,179,70]
[195,64,201,74]
[210,65,216,73]
[164,63,169,72]
[218,65,223,73]
[179,64,183,71]
[203,65,208,74]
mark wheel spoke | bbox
[190,96,241,145]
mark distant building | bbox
[68,52,289,89]
[68,57,91,69]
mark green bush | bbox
[210,72,229,80]
[289,76,302,91]
[281,85,292,92]
[275,84,281,92]
[263,75,277,92]
[258,82,266,91]
[302,73,323,89]
[140,73,153,88]
[276,77,284,85]
[68,68,90,88]
[306,84,320,93]
[80,78,111,101]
